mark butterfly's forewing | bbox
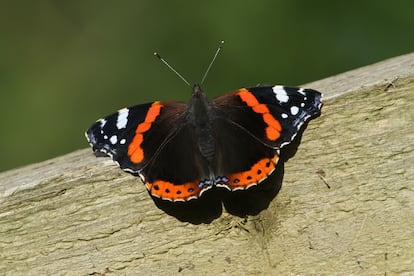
[246,85,322,147]
[86,102,154,171]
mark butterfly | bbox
[86,83,322,201]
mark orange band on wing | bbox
[145,179,210,201]
[220,155,279,190]
[237,89,282,141]
[128,102,163,164]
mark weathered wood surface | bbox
[1,53,414,275]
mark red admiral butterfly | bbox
[86,84,322,201]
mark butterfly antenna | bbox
[154,52,191,87]
[201,40,225,85]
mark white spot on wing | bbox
[120,138,126,144]
[281,113,288,119]
[116,108,129,129]
[290,106,299,115]
[272,86,289,103]
[110,135,118,144]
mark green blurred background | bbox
[1,1,413,172]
